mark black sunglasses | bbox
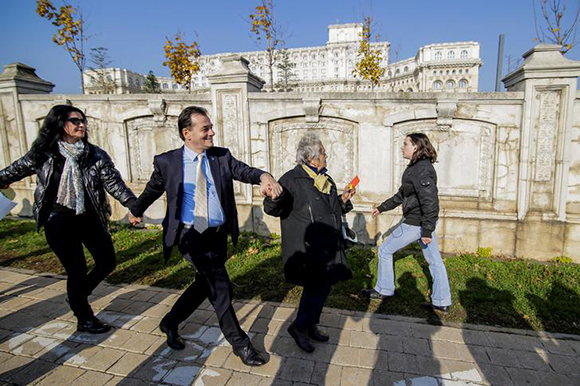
[66,118,87,126]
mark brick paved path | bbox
[0,267,579,385]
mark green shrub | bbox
[550,256,574,264]
[476,247,493,258]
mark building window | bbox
[128,77,133,85]
[404,66,408,72]
[388,70,392,77]
[459,69,463,74]
[460,50,468,59]
[395,68,400,74]
[172,84,178,89]
[459,79,468,88]
[135,79,141,87]
[106,75,113,82]
[163,83,168,89]
[465,69,469,74]
[452,70,456,74]
[433,80,443,90]
[446,80,455,89]
[446,70,450,75]
[434,51,442,61]
[447,51,455,60]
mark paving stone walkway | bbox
[0,267,579,385]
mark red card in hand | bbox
[347,175,360,190]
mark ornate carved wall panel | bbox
[530,89,563,211]
[535,90,560,182]
[393,119,496,200]
[268,116,358,185]
[216,91,244,195]
[125,116,180,181]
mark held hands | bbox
[260,174,283,199]
[371,208,381,217]
[128,211,142,226]
[421,237,432,245]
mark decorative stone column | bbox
[206,55,265,205]
[503,45,580,259]
[0,63,54,166]
[0,63,54,215]
[503,45,580,222]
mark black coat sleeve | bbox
[377,186,404,213]
[263,174,293,218]
[0,151,37,186]
[131,155,165,216]
[227,150,266,185]
[412,167,439,238]
[98,151,136,207]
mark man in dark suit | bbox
[129,106,281,366]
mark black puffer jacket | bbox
[377,158,439,238]
[0,143,136,232]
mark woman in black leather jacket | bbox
[0,105,136,333]
[361,133,452,312]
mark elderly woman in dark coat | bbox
[0,105,136,334]
[264,133,355,353]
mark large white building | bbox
[83,23,482,94]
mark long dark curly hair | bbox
[407,133,437,164]
[29,105,88,165]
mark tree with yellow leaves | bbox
[36,0,87,92]
[163,32,201,92]
[249,0,282,91]
[352,16,385,90]
[533,0,580,54]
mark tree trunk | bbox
[80,70,85,94]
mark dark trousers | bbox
[295,283,332,329]
[164,226,250,350]
[44,212,116,321]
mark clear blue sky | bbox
[2,0,579,93]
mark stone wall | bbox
[2,45,580,262]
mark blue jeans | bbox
[374,223,452,307]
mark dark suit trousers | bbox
[164,226,250,350]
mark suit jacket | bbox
[132,146,265,261]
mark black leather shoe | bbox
[308,325,329,342]
[233,344,268,366]
[77,317,111,334]
[361,288,390,300]
[288,322,315,353]
[159,318,185,350]
[421,303,450,313]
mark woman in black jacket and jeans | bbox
[0,105,136,333]
[362,133,452,312]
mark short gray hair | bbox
[296,133,323,165]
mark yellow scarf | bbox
[302,165,331,194]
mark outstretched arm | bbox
[131,156,166,217]
[373,187,404,217]
[0,151,37,187]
